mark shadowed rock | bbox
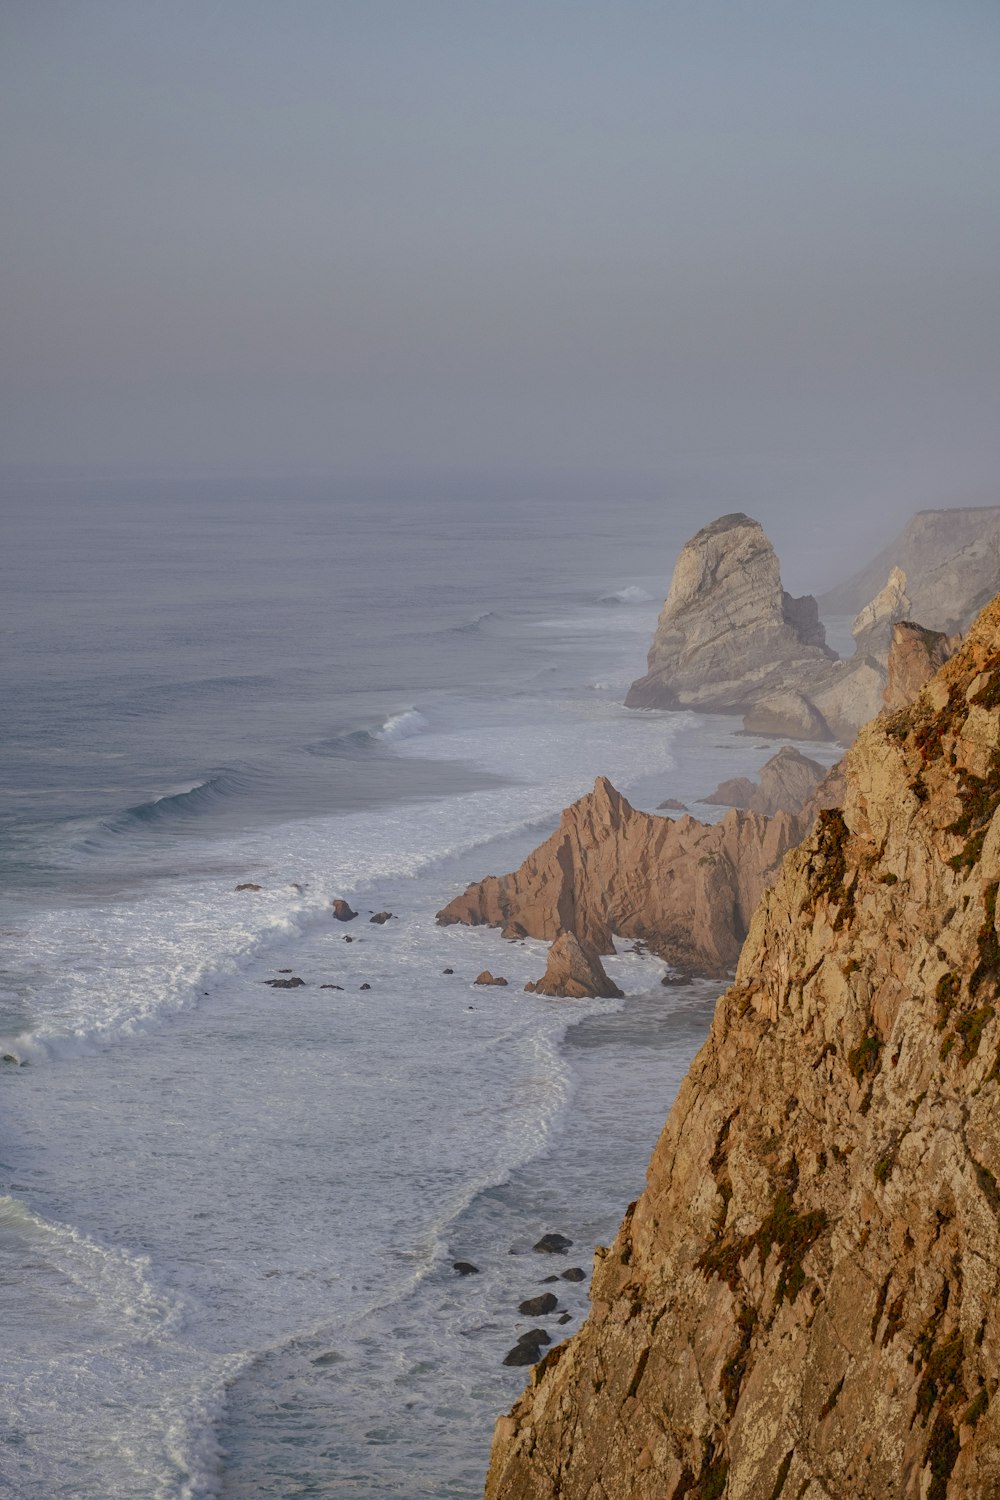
[524,932,623,1000]
[332,899,357,921]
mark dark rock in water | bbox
[311,1351,343,1366]
[533,1233,573,1254]
[443,967,454,974]
[332,899,358,921]
[660,972,690,987]
[359,982,372,991]
[540,1275,559,1283]
[657,798,688,811]
[2,1053,20,1065]
[235,882,262,892]
[474,971,508,986]
[557,1313,572,1324]
[503,1340,543,1367]
[501,921,527,940]
[518,1292,558,1317]
[453,1261,480,1275]
[319,984,344,990]
[278,969,294,973]
[343,935,354,942]
[518,1328,551,1347]
[264,977,305,989]
[369,911,392,924]
[561,1267,586,1281]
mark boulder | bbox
[524,932,623,1000]
[234,882,263,892]
[625,514,834,711]
[332,900,357,921]
[264,977,305,989]
[518,1293,559,1317]
[561,1267,586,1282]
[503,1338,546,1367]
[452,1261,480,1275]
[656,798,688,811]
[534,1233,573,1254]
[369,911,392,924]
[474,971,508,987]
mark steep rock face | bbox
[625,514,834,712]
[821,507,1000,631]
[436,776,798,977]
[524,932,624,999]
[485,598,1000,1500]
[851,567,912,664]
[884,621,959,714]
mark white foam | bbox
[375,707,429,742]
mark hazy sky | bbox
[2,1,999,522]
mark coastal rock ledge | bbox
[485,595,1000,1500]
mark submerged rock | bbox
[319,983,343,990]
[524,932,623,1000]
[518,1293,558,1317]
[234,882,263,891]
[263,977,305,989]
[452,1261,480,1275]
[533,1233,572,1254]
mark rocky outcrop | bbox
[850,566,912,663]
[705,747,828,818]
[742,689,832,741]
[485,597,1000,1500]
[884,621,960,714]
[625,514,834,712]
[821,506,1000,632]
[524,932,624,1000]
[437,776,800,977]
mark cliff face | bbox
[625,514,834,713]
[485,598,1000,1500]
[436,776,799,977]
[820,507,1000,631]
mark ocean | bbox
[0,478,826,1498]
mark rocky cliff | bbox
[820,507,1000,632]
[437,776,800,977]
[625,514,835,713]
[485,597,1000,1500]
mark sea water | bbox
[0,479,831,1498]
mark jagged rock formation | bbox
[884,621,960,714]
[851,567,912,664]
[821,507,1000,632]
[524,932,624,999]
[485,598,1000,1500]
[704,747,828,818]
[625,515,834,712]
[437,777,799,977]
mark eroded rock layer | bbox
[436,776,798,978]
[625,514,834,713]
[485,597,1000,1500]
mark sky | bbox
[2,1,999,536]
